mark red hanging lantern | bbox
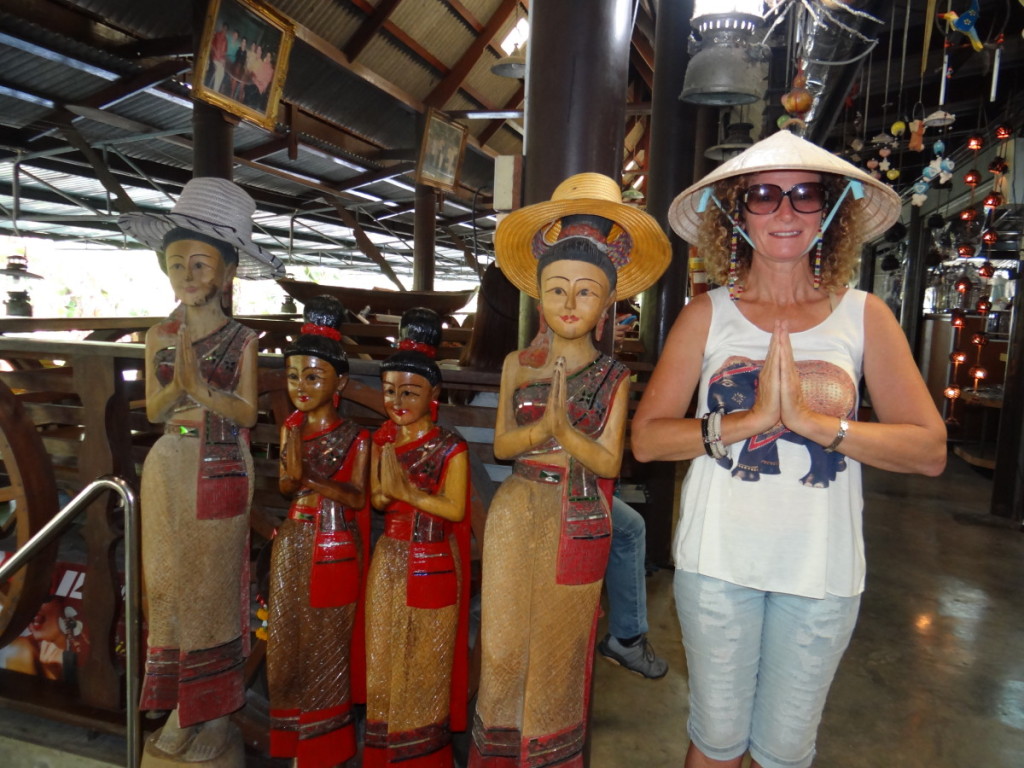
[983,193,1003,210]
[963,169,982,187]
[989,158,1009,175]
[971,332,989,347]
[950,350,967,365]
[969,365,988,383]
[982,229,998,246]
[995,125,1013,140]
[957,244,975,258]
[943,384,962,400]
[967,135,984,151]
[959,207,978,221]
[976,297,992,315]
[955,275,973,292]
[978,260,996,277]
[950,308,967,328]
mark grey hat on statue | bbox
[118,177,285,279]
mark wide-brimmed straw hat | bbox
[668,130,901,245]
[495,173,671,299]
[118,177,285,279]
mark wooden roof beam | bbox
[343,0,403,62]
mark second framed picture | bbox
[415,109,469,193]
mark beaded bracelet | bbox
[707,408,729,460]
[700,412,715,457]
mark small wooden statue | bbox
[118,177,284,767]
[469,175,670,768]
[364,308,472,768]
[267,295,370,767]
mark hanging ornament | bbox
[891,120,907,137]
[957,244,976,258]
[963,169,982,186]
[959,208,978,222]
[971,332,989,347]
[969,366,988,390]
[978,258,996,276]
[976,297,992,314]
[922,163,939,181]
[908,119,926,151]
[879,158,892,172]
[944,384,962,400]
[924,111,956,128]
[950,350,968,365]
[995,125,1013,140]
[989,157,1009,175]
[981,229,998,246]
[951,308,967,328]
[886,169,901,181]
[938,1,984,53]
[983,193,1003,211]
[933,139,946,155]
[967,135,984,151]
[911,180,930,207]
[955,275,973,293]
[781,67,813,119]
[939,156,955,183]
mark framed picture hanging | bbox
[192,0,294,130]
[415,109,469,193]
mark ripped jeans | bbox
[674,570,860,768]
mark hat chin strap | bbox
[697,180,865,257]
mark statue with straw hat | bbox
[118,178,282,767]
[470,173,669,768]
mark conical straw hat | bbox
[668,130,900,245]
[496,173,671,299]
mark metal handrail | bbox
[0,475,141,768]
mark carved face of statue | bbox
[164,238,236,308]
[539,258,614,341]
[286,355,345,414]
[382,370,438,428]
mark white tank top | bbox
[674,286,867,598]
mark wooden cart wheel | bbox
[0,376,60,647]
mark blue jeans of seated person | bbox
[606,495,647,639]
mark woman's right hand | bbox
[746,323,783,435]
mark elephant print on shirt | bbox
[708,356,857,488]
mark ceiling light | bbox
[681,4,770,106]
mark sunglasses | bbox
[741,182,828,215]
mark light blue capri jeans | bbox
[674,570,861,768]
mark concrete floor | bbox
[590,454,1024,768]
[2,452,1023,767]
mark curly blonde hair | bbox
[697,173,866,293]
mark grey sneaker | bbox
[597,634,668,680]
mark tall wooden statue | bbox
[469,174,670,768]
[364,308,472,768]
[118,178,284,767]
[268,295,371,767]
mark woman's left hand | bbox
[777,323,814,433]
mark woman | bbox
[632,130,947,768]
[469,173,669,768]
[268,295,370,768]
[118,177,283,763]
[364,309,471,768]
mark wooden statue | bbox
[364,308,472,768]
[118,177,284,767]
[267,295,370,768]
[469,175,670,768]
